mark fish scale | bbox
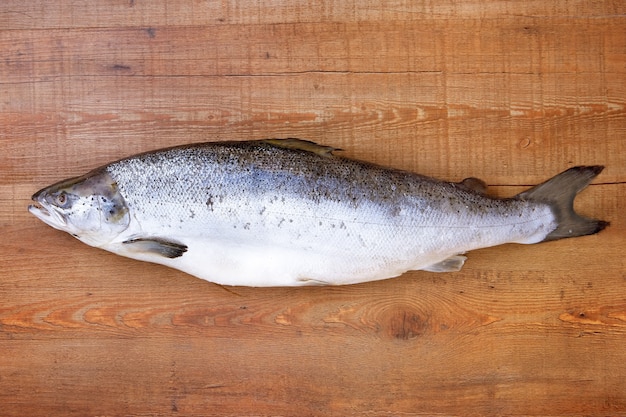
[29,139,607,286]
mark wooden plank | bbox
[1,0,625,415]
[2,20,625,78]
[1,0,625,28]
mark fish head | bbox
[29,169,130,247]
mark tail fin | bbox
[516,166,609,242]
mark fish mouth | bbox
[29,195,68,231]
[28,202,49,217]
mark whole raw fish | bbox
[29,139,607,286]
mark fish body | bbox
[29,139,607,286]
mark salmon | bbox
[29,139,608,286]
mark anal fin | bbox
[122,237,188,258]
[422,255,467,273]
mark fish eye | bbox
[54,191,71,208]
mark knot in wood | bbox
[382,307,427,341]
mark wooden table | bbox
[1,1,625,415]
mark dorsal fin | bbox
[262,138,339,157]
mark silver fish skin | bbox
[29,139,608,286]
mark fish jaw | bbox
[29,193,70,232]
[28,172,93,233]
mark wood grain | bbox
[1,1,625,416]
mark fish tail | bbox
[516,166,609,242]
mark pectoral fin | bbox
[422,255,467,272]
[122,237,188,258]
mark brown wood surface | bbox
[1,1,625,416]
